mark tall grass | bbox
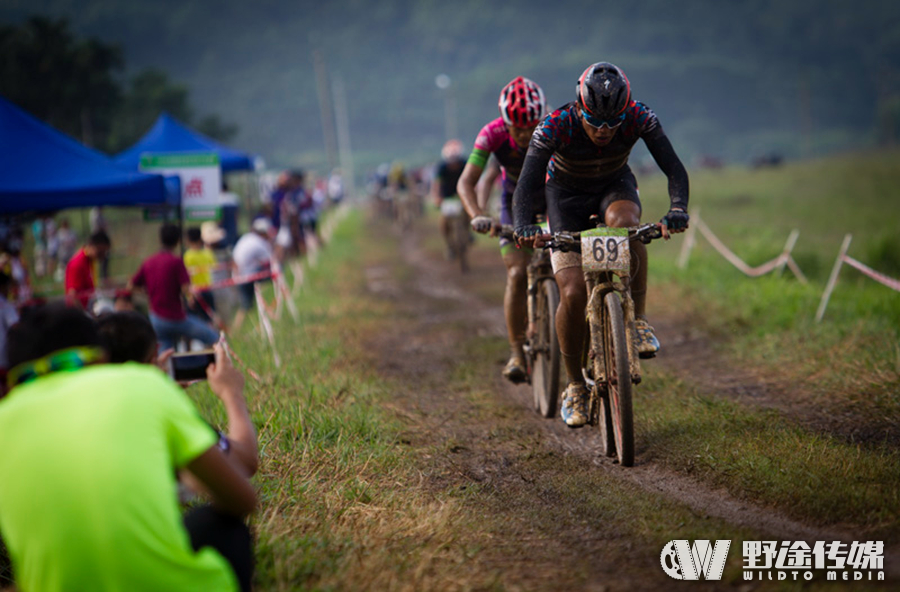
[639,150,900,413]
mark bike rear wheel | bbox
[600,291,634,466]
[532,279,560,418]
[453,215,470,273]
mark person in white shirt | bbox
[231,218,273,332]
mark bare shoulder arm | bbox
[457,161,485,218]
[476,160,501,211]
[186,446,257,517]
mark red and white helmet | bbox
[498,76,547,128]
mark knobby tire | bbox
[532,279,560,418]
[602,291,634,466]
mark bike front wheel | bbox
[599,291,634,466]
[532,279,561,418]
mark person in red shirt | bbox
[128,224,219,352]
[64,230,111,308]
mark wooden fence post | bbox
[815,234,853,323]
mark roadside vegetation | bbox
[179,210,771,589]
[640,150,900,435]
[177,149,898,588]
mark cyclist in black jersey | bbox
[431,140,469,260]
[512,62,689,428]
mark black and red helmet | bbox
[576,62,632,127]
[498,76,547,128]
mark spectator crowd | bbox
[0,167,342,591]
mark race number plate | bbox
[440,199,463,216]
[581,227,630,272]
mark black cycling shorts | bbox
[545,168,641,233]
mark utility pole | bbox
[313,49,339,171]
[332,75,355,201]
[435,73,458,140]
[798,71,813,158]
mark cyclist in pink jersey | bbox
[458,77,548,383]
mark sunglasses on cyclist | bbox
[581,109,626,130]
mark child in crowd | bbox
[183,226,223,330]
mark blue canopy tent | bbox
[0,96,180,214]
[113,113,257,172]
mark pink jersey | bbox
[467,117,528,184]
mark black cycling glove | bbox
[514,224,543,242]
[662,208,690,232]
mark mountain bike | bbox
[440,198,470,273]
[499,224,561,417]
[544,223,664,466]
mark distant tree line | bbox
[0,16,238,153]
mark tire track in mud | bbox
[364,222,900,586]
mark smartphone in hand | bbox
[169,350,216,382]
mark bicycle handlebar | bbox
[542,223,665,253]
[498,224,516,241]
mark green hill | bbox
[2,0,899,172]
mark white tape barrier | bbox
[678,212,807,284]
[254,282,281,368]
[816,234,900,322]
[245,204,351,367]
[290,260,305,297]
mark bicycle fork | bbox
[586,281,643,386]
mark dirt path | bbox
[361,219,897,589]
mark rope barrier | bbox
[688,215,806,282]
[842,255,900,292]
[816,234,900,322]
[193,269,276,293]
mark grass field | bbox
[638,150,900,427]
[181,210,774,589]
[207,201,898,589]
